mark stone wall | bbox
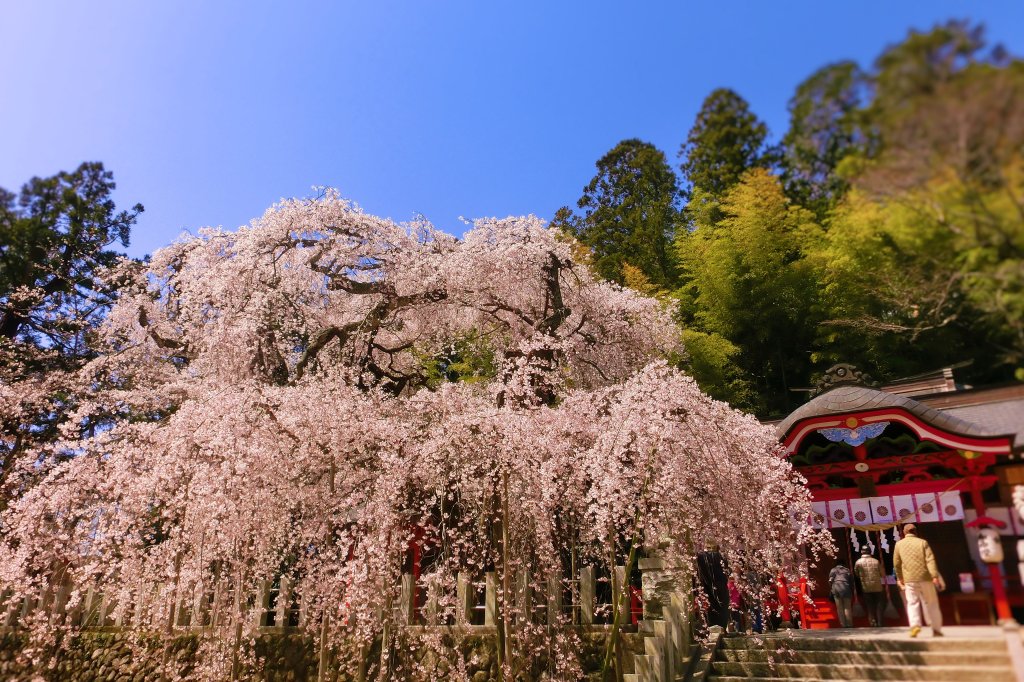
[0,630,198,682]
[394,631,608,681]
[0,629,610,681]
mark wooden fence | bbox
[0,566,638,633]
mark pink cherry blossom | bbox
[0,191,829,680]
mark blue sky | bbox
[3,1,1023,259]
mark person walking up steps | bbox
[829,561,855,627]
[894,524,943,637]
[855,546,885,627]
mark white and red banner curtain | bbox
[812,492,964,529]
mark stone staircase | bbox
[705,632,1015,682]
[622,617,700,682]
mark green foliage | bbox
[870,19,997,121]
[818,41,1024,382]
[678,329,759,410]
[0,162,142,501]
[553,139,681,287]
[679,88,769,200]
[780,61,870,216]
[0,161,143,370]
[558,20,1024,415]
[677,169,823,415]
[418,331,498,389]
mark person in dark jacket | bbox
[829,562,855,627]
[697,549,729,628]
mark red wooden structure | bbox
[775,365,1023,628]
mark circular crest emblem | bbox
[833,509,846,520]
[921,502,934,514]
[876,505,890,517]
[945,505,957,516]
[855,511,867,522]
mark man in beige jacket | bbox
[894,524,943,637]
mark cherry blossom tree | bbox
[0,191,827,680]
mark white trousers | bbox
[904,580,943,632]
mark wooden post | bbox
[776,574,794,628]
[257,580,272,627]
[133,585,151,629]
[193,585,211,626]
[296,585,307,629]
[456,573,473,625]
[53,584,70,626]
[100,590,116,627]
[613,565,626,623]
[579,566,595,625]
[38,583,55,623]
[485,572,498,627]
[276,578,292,629]
[514,569,531,625]
[547,575,562,626]
[1,588,19,628]
[423,581,439,626]
[81,585,97,628]
[399,573,415,625]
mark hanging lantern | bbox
[977,527,1004,564]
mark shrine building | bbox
[773,364,1024,628]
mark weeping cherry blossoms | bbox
[0,191,829,680]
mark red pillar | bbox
[970,476,1014,623]
[798,576,809,628]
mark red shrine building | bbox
[773,364,1024,628]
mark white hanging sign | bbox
[849,498,872,527]
[915,493,941,522]
[938,491,965,521]
[869,496,895,525]
[811,502,828,530]
[826,499,850,528]
[892,495,917,523]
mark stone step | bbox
[719,635,1008,653]
[717,647,1007,666]
[708,678,1005,682]
[708,661,1014,681]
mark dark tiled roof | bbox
[775,385,998,441]
[944,400,1024,444]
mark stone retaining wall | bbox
[0,629,610,681]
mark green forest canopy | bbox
[553,20,1024,417]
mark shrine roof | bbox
[775,384,995,442]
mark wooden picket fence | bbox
[0,565,637,633]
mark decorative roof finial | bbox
[810,363,878,397]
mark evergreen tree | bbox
[1,162,143,504]
[679,88,769,199]
[553,139,681,287]
[780,61,870,216]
